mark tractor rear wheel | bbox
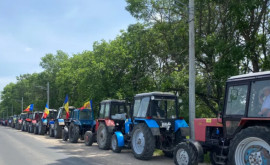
[84,131,94,146]
[131,123,155,160]
[54,121,62,139]
[49,126,54,137]
[173,142,198,165]
[111,134,122,153]
[34,125,38,134]
[228,126,270,165]
[209,151,219,165]
[21,122,24,131]
[69,123,79,143]
[97,123,111,150]
[38,121,45,135]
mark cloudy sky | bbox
[0,0,136,92]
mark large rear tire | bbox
[84,131,94,146]
[173,142,198,165]
[131,123,155,160]
[111,134,122,153]
[97,123,111,150]
[69,123,79,143]
[54,121,62,139]
[228,126,270,165]
[34,125,38,134]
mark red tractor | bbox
[174,71,270,165]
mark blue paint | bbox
[49,120,54,124]
[125,119,132,134]
[115,131,124,147]
[174,119,188,132]
[134,118,159,128]
[42,118,47,124]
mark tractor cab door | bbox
[223,82,249,138]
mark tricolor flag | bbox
[79,100,93,110]
[64,95,69,119]
[43,104,49,118]
[24,104,34,112]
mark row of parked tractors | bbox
[3,71,270,165]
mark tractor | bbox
[38,109,58,136]
[12,115,17,128]
[95,100,129,150]
[174,71,270,165]
[8,116,13,127]
[126,92,190,160]
[62,108,95,143]
[22,112,33,132]
[16,113,27,130]
[52,106,76,138]
[28,111,43,134]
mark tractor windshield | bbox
[133,97,150,118]
[151,97,177,119]
[48,111,57,119]
[21,114,27,119]
[111,103,126,120]
[80,110,91,120]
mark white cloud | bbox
[0,76,17,92]
[25,47,33,52]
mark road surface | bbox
[0,126,192,165]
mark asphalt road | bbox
[0,126,183,165]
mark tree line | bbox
[1,0,270,120]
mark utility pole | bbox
[189,0,195,140]
[21,97,23,113]
[47,82,50,108]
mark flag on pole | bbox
[43,104,49,118]
[64,95,69,119]
[24,104,34,112]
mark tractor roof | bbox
[228,71,270,82]
[100,100,125,104]
[135,92,176,98]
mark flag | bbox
[24,104,34,112]
[82,100,93,110]
[64,95,69,119]
[43,104,49,118]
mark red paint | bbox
[32,120,37,124]
[105,119,115,127]
[194,118,223,142]
[26,118,32,122]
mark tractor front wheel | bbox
[97,123,111,150]
[69,123,79,143]
[173,142,198,165]
[62,126,69,141]
[38,121,45,135]
[228,126,270,165]
[54,121,62,139]
[111,134,122,153]
[49,126,54,137]
[84,131,94,146]
[34,125,38,134]
[131,123,155,160]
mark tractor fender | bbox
[73,120,81,126]
[185,139,204,163]
[114,131,124,147]
[174,119,189,132]
[105,119,115,127]
[134,118,160,136]
[125,118,133,134]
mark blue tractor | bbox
[113,92,189,160]
[37,109,58,136]
[62,108,96,143]
[52,106,76,139]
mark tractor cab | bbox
[56,106,76,120]
[133,92,181,130]
[47,109,58,120]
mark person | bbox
[258,87,270,117]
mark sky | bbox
[0,0,136,92]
